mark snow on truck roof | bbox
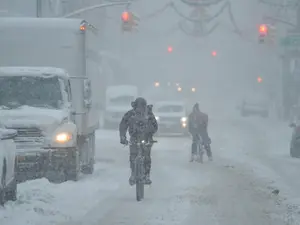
[0,67,70,79]
[0,17,90,31]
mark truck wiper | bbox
[30,103,56,109]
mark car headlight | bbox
[55,132,72,143]
[181,117,187,122]
[155,116,159,121]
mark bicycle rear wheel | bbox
[198,144,204,163]
[135,160,144,201]
[140,165,145,199]
[136,181,144,201]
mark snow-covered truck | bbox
[0,18,102,182]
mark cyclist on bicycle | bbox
[188,103,212,161]
[119,97,158,185]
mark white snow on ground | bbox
[1,114,300,225]
[0,130,128,225]
[211,111,300,224]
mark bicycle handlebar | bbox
[124,139,158,146]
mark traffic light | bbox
[258,24,276,44]
[257,76,263,83]
[211,51,217,56]
[167,46,173,53]
[121,11,139,32]
[259,24,268,36]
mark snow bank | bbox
[0,163,121,225]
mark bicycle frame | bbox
[133,139,146,184]
[191,134,205,163]
[127,137,157,201]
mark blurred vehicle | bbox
[0,128,17,205]
[103,85,137,128]
[153,101,188,136]
[240,92,269,118]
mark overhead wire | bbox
[105,0,243,38]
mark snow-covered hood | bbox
[105,105,130,113]
[0,106,68,132]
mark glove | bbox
[120,136,128,145]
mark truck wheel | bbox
[82,133,95,175]
[66,150,80,181]
[0,162,6,206]
[6,177,17,202]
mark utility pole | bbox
[36,0,42,17]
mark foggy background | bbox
[0,0,287,114]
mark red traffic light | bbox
[257,76,263,83]
[122,11,130,22]
[259,24,268,35]
[211,51,217,56]
[167,46,173,52]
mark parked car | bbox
[0,128,17,205]
[153,101,189,136]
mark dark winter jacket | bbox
[119,108,158,141]
[188,111,210,144]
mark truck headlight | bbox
[55,132,72,143]
[155,116,159,121]
[181,117,187,122]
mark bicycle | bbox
[190,134,205,163]
[126,138,157,201]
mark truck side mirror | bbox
[0,129,17,140]
[83,79,92,109]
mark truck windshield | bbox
[157,105,184,113]
[0,76,62,109]
[110,96,134,105]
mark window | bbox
[0,76,62,109]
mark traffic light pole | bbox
[62,1,131,18]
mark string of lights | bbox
[172,1,242,37]
[180,0,224,7]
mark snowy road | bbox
[1,115,300,225]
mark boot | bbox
[190,153,194,162]
[206,145,213,161]
[144,173,152,185]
